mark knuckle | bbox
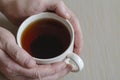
[8,46,32,67]
[26,1,42,15]
[10,47,25,64]
[19,50,33,67]
[11,49,19,61]
[49,0,64,10]
[5,66,15,75]
[47,65,57,75]
[4,43,19,62]
[32,70,42,79]
[5,63,17,75]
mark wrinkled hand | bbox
[0,27,71,80]
[1,0,82,54]
[0,0,82,80]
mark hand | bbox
[0,27,71,80]
[0,0,82,79]
[1,0,83,54]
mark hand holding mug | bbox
[0,27,72,80]
[17,12,84,72]
[0,0,83,55]
[0,0,83,80]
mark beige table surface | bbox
[0,0,120,80]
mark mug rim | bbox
[17,12,74,62]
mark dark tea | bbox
[21,18,71,59]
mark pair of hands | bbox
[0,0,82,80]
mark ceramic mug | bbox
[17,12,84,72]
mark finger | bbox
[0,27,36,68]
[66,8,83,54]
[42,65,71,80]
[42,62,67,77]
[0,49,21,77]
[46,1,83,54]
[4,43,36,68]
[46,0,70,19]
[18,62,67,79]
[8,75,34,80]
[0,44,68,80]
[0,49,39,80]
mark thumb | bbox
[46,0,70,19]
[3,42,36,68]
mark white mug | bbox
[17,12,84,72]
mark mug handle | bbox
[64,53,84,72]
